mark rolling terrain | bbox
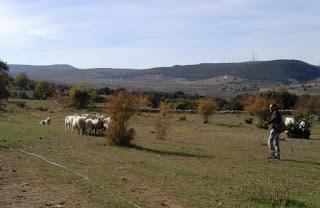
[9,60,320,99]
[1,99,320,207]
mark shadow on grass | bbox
[251,197,311,208]
[282,159,320,166]
[129,144,214,158]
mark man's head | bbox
[269,103,277,112]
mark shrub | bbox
[159,101,171,116]
[55,92,69,106]
[173,99,194,110]
[68,83,93,108]
[242,94,275,127]
[134,93,150,110]
[197,97,217,123]
[16,91,30,99]
[179,115,187,121]
[33,80,56,100]
[154,101,171,140]
[295,95,320,117]
[286,112,312,139]
[105,91,137,146]
[154,117,170,140]
[244,118,253,124]
[14,73,30,90]
[223,95,244,111]
[262,90,298,109]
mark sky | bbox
[0,0,319,69]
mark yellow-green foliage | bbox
[242,94,275,121]
[68,83,93,108]
[197,97,217,123]
[33,80,56,100]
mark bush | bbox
[286,119,311,139]
[197,97,217,123]
[262,90,298,109]
[154,117,170,140]
[105,91,137,146]
[154,101,171,140]
[223,95,244,111]
[242,94,275,126]
[173,99,194,110]
[17,91,30,99]
[295,95,320,117]
[159,101,171,116]
[14,73,30,90]
[244,118,253,124]
[33,80,56,100]
[68,83,93,108]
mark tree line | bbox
[1,59,320,119]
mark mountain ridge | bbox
[9,59,320,83]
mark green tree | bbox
[173,98,195,110]
[14,73,30,90]
[33,80,56,100]
[0,59,10,99]
[68,83,93,108]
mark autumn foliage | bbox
[197,98,217,123]
[105,91,137,146]
[154,101,171,140]
[242,94,276,128]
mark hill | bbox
[8,60,320,99]
[129,59,320,82]
[9,60,320,83]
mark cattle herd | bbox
[64,113,111,136]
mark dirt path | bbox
[0,147,97,208]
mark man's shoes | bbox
[275,155,280,160]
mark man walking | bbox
[267,104,284,160]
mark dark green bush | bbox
[244,118,253,124]
[286,119,311,139]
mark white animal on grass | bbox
[72,115,88,135]
[65,114,78,132]
[40,117,51,125]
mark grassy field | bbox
[1,99,320,208]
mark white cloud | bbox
[0,1,61,49]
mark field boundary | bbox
[0,143,142,208]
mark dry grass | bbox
[1,100,320,207]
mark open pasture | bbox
[1,100,320,207]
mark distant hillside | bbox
[9,60,320,83]
[9,64,135,84]
[8,60,320,99]
[129,60,320,82]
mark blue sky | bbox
[0,0,319,68]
